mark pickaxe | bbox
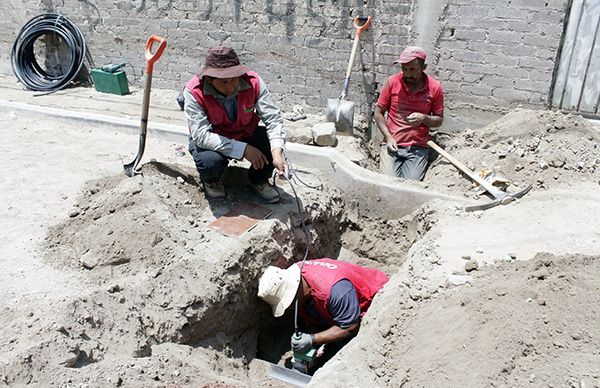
[428,140,531,211]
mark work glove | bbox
[291,332,314,353]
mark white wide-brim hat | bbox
[257,265,301,317]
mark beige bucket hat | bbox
[257,265,301,317]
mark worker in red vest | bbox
[375,46,444,181]
[258,258,388,358]
[183,46,288,202]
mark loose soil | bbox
[0,106,599,387]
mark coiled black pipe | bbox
[11,13,86,93]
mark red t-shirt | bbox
[376,72,444,147]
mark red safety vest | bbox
[185,71,261,140]
[297,259,389,327]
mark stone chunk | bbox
[80,251,100,269]
[465,260,479,272]
[311,122,337,147]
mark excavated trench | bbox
[25,162,437,385]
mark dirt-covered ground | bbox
[0,104,599,387]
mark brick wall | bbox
[435,0,569,130]
[1,0,569,133]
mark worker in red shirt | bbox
[257,259,388,363]
[375,46,444,181]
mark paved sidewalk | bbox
[0,74,185,127]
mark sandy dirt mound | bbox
[2,158,354,386]
[426,109,599,197]
[307,109,600,387]
[313,252,600,387]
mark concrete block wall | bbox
[434,0,570,130]
[1,0,570,133]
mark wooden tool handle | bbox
[427,140,502,198]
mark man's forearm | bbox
[313,323,359,345]
[374,107,393,141]
[423,114,443,128]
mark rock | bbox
[515,164,524,172]
[311,122,337,147]
[58,349,80,367]
[476,247,484,254]
[548,151,566,168]
[581,378,593,388]
[68,209,80,218]
[461,255,471,260]
[80,252,100,269]
[539,160,549,170]
[447,274,473,285]
[508,253,517,260]
[176,176,184,184]
[465,260,479,272]
[515,147,526,157]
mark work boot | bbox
[250,182,280,203]
[202,180,226,200]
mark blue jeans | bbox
[188,126,274,185]
[384,145,429,181]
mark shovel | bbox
[427,140,532,211]
[123,35,167,177]
[326,16,372,134]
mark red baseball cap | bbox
[394,46,427,64]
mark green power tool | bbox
[99,62,127,73]
[291,333,317,374]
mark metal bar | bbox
[268,363,311,387]
[550,0,575,108]
[559,0,585,109]
[576,11,600,111]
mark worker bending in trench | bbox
[258,258,388,365]
[183,46,288,203]
[375,46,445,181]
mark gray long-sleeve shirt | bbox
[184,74,285,160]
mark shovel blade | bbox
[326,98,354,134]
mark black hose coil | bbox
[11,13,86,92]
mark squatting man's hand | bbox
[407,112,427,127]
[243,145,269,170]
[291,332,314,353]
[272,148,288,177]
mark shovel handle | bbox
[353,16,372,38]
[144,35,167,74]
[342,16,372,95]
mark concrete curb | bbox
[0,100,466,218]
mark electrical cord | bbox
[271,162,322,335]
[11,13,86,94]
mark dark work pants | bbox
[188,126,274,185]
[391,145,430,181]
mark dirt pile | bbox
[313,252,600,387]
[2,161,352,387]
[426,109,600,197]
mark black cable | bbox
[271,164,314,335]
[11,13,86,94]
